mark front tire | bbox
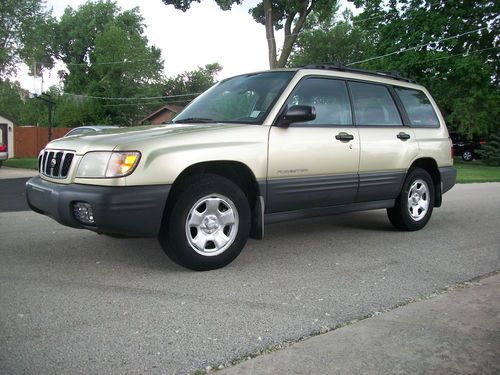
[387,168,434,231]
[160,174,251,271]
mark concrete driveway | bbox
[0,176,499,374]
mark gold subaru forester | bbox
[26,65,456,270]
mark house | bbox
[139,104,185,125]
[0,111,15,158]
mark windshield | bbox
[173,71,294,125]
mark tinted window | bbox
[395,87,439,127]
[349,82,402,126]
[287,78,352,126]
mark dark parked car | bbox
[449,132,486,161]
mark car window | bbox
[174,71,294,124]
[349,82,402,126]
[286,78,352,126]
[394,87,439,127]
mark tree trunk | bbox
[263,0,277,68]
[277,1,314,68]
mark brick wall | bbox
[14,127,71,157]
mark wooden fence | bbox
[14,127,71,158]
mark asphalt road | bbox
[0,179,499,374]
[0,178,31,212]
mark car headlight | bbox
[76,151,141,178]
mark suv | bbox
[449,132,485,161]
[26,65,456,270]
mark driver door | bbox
[267,77,360,213]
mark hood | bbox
[46,123,244,155]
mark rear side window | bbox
[287,78,353,126]
[395,87,439,127]
[349,82,402,126]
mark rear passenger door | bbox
[349,81,419,202]
[267,77,359,212]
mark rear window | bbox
[395,87,439,127]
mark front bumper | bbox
[26,176,170,237]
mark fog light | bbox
[73,202,95,225]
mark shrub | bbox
[478,130,500,166]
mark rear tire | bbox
[387,168,434,231]
[159,174,251,271]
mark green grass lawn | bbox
[3,157,38,170]
[3,157,500,183]
[454,159,500,183]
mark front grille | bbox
[39,150,76,179]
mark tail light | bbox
[479,139,486,145]
[0,144,7,152]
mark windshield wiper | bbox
[174,117,215,124]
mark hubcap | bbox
[407,179,429,221]
[185,194,239,256]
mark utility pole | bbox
[35,93,56,142]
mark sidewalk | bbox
[0,167,38,179]
[222,273,500,374]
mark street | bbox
[0,175,499,374]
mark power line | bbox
[347,26,489,66]
[103,99,191,107]
[62,92,201,101]
[408,46,500,66]
[35,57,161,67]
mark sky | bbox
[16,0,356,93]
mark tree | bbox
[0,0,56,78]
[478,129,500,166]
[162,63,222,105]
[288,10,371,66]
[350,0,500,137]
[161,0,338,68]
[54,0,165,125]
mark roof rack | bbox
[301,62,416,83]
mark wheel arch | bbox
[161,160,264,239]
[408,157,442,207]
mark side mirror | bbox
[277,105,316,127]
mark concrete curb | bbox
[219,273,500,374]
[0,167,38,179]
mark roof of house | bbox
[140,104,184,124]
[0,110,16,123]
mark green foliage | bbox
[349,1,500,137]
[289,0,499,138]
[163,63,222,105]
[478,130,500,166]
[54,0,165,125]
[0,0,56,78]
[289,11,371,67]
[0,80,48,125]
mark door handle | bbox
[397,132,411,140]
[335,132,354,142]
